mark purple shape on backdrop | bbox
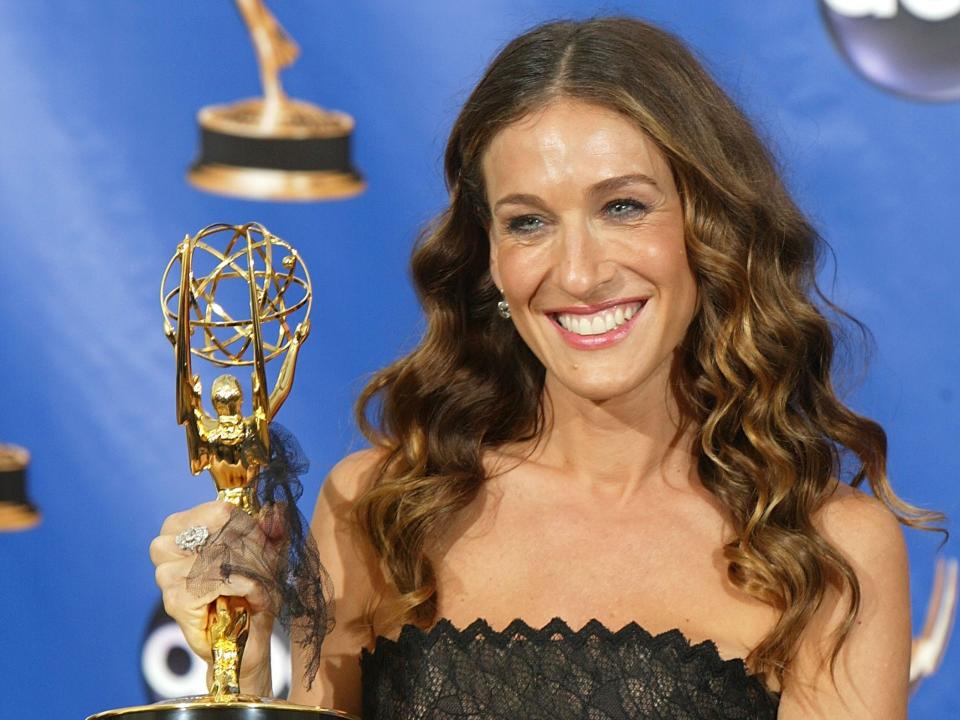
[820,3,960,101]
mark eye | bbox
[505,214,546,235]
[603,198,648,220]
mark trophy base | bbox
[87,695,357,720]
[0,500,40,531]
[188,98,364,202]
[188,164,364,202]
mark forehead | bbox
[482,98,672,195]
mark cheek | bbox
[642,220,692,283]
[494,244,550,300]
[664,244,696,292]
[660,250,698,320]
[618,229,691,287]
[663,249,699,329]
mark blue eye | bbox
[604,199,648,219]
[506,215,545,234]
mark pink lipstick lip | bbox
[546,297,648,316]
[550,300,646,350]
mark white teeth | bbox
[555,302,644,337]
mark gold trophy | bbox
[188,1,365,201]
[88,223,354,718]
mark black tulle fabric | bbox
[186,425,334,689]
[361,617,780,720]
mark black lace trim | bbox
[361,617,780,720]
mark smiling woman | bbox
[484,100,697,399]
[151,15,942,720]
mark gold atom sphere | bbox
[161,222,312,368]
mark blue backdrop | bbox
[0,2,956,716]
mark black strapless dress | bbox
[360,617,780,719]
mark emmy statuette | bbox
[87,223,354,719]
[188,1,364,201]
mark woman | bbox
[152,17,941,719]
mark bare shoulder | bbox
[778,481,911,719]
[320,447,389,507]
[813,481,908,572]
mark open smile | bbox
[548,299,647,349]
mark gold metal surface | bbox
[197,100,355,140]
[161,223,312,369]
[188,162,365,202]
[235,0,300,133]
[0,444,29,472]
[209,596,251,698]
[217,485,260,515]
[0,501,40,531]
[161,222,311,700]
[86,697,359,719]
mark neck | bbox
[529,372,697,501]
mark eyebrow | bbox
[492,173,662,213]
[592,173,661,196]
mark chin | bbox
[550,373,645,404]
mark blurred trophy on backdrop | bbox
[188,1,365,201]
[88,223,351,718]
[0,444,39,531]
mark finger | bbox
[233,575,272,614]
[154,556,202,596]
[150,534,180,565]
[258,503,287,542]
[150,533,208,564]
[159,590,211,658]
[161,583,210,626]
[159,500,233,536]
[155,520,279,590]
[160,500,233,536]
[156,553,273,612]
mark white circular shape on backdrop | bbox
[823,0,897,18]
[141,622,208,698]
[271,630,292,696]
[900,0,960,21]
[824,0,960,19]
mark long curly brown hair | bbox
[354,17,942,686]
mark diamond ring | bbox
[175,525,210,552]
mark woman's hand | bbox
[149,500,276,695]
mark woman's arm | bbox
[288,449,388,715]
[777,484,911,719]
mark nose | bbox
[555,219,613,298]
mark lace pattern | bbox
[361,617,779,720]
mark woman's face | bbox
[483,98,697,404]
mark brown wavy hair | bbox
[354,17,942,686]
